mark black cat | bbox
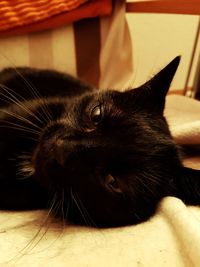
[0,56,199,227]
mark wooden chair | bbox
[125,0,200,97]
[126,0,200,15]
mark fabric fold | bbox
[165,95,200,145]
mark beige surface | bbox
[166,95,200,144]
[1,95,200,267]
[0,198,200,267]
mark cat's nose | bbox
[53,137,78,167]
[53,138,67,167]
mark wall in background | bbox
[126,13,200,92]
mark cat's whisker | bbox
[16,153,31,172]
[143,170,170,188]
[70,188,94,227]
[135,171,164,197]
[0,54,51,121]
[0,83,41,118]
[1,120,40,134]
[75,191,96,227]
[16,172,32,180]
[51,196,63,219]
[11,191,59,262]
[0,83,27,103]
[0,120,40,136]
[0,108,42,131]
[40,99,52,123]
[0,125,39,136]
[25,136,38,142]
[0,85,44,124]
[133,212,142,221]
[25,191,68,257]
[17,152,32,160]
[70,188,89,226]
[61,188,66,228]
[146,173,162,184]
[130,174,154,197]
[11,67,53,122]
[0,90,28,111]
[16,159,34,180]
[65,192,71,224]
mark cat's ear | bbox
[175,166,200,204]
[125,56,180,114]
[145,56,180,93]
[144,56,180,113]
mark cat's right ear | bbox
[123,56,181,114]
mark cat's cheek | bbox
[19,161,35,178]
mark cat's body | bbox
[0,57,200,227]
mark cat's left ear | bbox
[126,56,181,114]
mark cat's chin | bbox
[55,200,158,228]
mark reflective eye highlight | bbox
[90,105,102,126]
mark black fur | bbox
[0,57,199,227]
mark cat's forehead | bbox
[87,90,118,101]
[83,90,124,108]
[85,89,143,113]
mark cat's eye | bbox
[105,174,122,193]
[90,105,102,126]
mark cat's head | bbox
[33,57,182,227]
